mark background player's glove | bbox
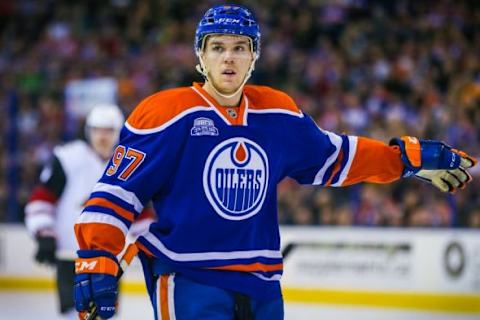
[74,250,120,319]
[35,235,56,265]
[390,136,477,192]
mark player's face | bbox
[89,127,118,160]
[201,35,254,95]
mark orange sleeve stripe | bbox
[85,197,135,222]
[208,262,283,273]
[343,137,404,186]
[324,150,344,186]
[74,223,125,255]
[127,87,204,130]
[75,256,119,276]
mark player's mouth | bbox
[221,69,237,78]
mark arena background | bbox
[0,1,479,319]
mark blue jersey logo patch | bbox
[203,137,269,220]
[191,117,219,136]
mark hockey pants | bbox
[139,252,284,319]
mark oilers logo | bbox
[203,137,269,221]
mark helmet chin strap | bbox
[196,52,258,100]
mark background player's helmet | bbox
[86,104,124,131]
[194,4,261,57]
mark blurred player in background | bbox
[73,5,477,320]
[25,104,155,319]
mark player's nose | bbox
[222,49,235,62]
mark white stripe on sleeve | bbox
[76,212,129,237]
[331,135,358,187]
[313,131,343,185]
[92,183,144,213]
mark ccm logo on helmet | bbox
[203,137,269,221]
[217,18,240,23]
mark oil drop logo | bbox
[203,137,269,220]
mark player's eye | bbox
[211,45,223,52]
[234,46,246,52]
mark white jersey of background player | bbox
[25,104,154,319]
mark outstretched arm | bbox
[284,115,477,192]
[316,134,477,192]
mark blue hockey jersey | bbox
[75,82,404,300]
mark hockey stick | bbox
[81,242,139,320]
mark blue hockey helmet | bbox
[195,4,261,57]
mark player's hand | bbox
[415,167,472,193]
[390,136,477,192]
[35,235,56,265]
[74,250,120,319]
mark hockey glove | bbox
[390,136,477,192]
[35,235,56,265]
[74,250,120,319]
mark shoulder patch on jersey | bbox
[244,85,302,116]
[126,87,207,131]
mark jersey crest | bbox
[203,137,269,220]
[191,117,219,136]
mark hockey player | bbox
[73,5,477,320]
[25,104,154,319]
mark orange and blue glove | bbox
[74,250,120,319]
[390,136,477,193]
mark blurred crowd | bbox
[0,0,479,227]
